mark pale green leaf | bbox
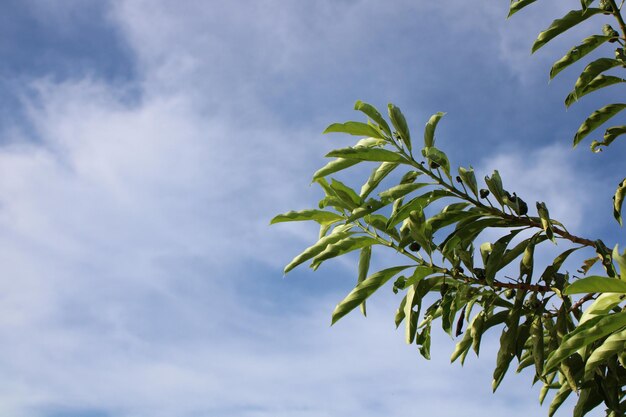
[550,35,611,79]
[354,100,392,136]
[357,246,372,316]
[284,225,353,273]
[271,209,343,225]
[311,236,378,269]
[424,112,446,148]
[323,121,384,138]
[584,327,626,380]
[360,162,399,199]
[566,276,626,294]
[378,182,429,202]
[388,104,412,152]
[326,147,406,162]
[312,158,360,181]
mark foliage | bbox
[272,1,626,415]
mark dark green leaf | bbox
[508,0,539,17]
[532,8,603,53]
[386,189,454,227]
[323,121,384,138]
[613,178,626,225]
[354,100,392,137]
[424,112,446,148]
[326,147,406,163]
[584,327,626,380]
[549,384,572,417]
[536,201,555,242]
[550,35,611,79]
[331,265,412,325]
[574,103,626,147]
[271,209,343,225]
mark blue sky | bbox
[0,1,623,416]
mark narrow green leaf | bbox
[591,125,626,152]
[580,293,625,325]
[485,170,506,205]
[485,230,524,285]
[550,35,611,79]
[424,112,446,148]
[284,225,353,273]
[566,276,626,294]
[584,327,626,380]
[544,311,626,374]
[548,384,572,417]
[379,182,429,202]
[323,121,384,138]
[458,166,479,198]
[357,246,372,316]
[311,236,378,269]
[388,104,412,152]
[354,100,392,136]
[532,8,603,53]
[330,179,361,207]
[404,284,418,344]
[536,201,555,242]
[312,158,360,181]
[566,75,626,108]
[360,162,399,199]
[331,265,412,325]
[573,58,622,98]
[326,147,406,163]
[386,189,454,228]
[613,178,626,225]
[394,295,407,328]
[422,147,451,179]
[531,315,544,377]
[574,103,626,147]
[271,209,343,225]
[508,0,538,17]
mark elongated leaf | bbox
[379,182,429,202]
[331,265,412,324]
[284,225,353,273]
[386,189,454,227]
[532,8,603,53]
[424,112,445,148]
[584,327,626,379]
[311,236,378,269]
[613,178,626,225]
[573,58,622,98]
[550,35,611,79]
[360,162,399,199]
[485,170,506,205]
[580,293,625,325]
[450,318,474,363]
[536,201,555,242]
[544,311,626,374]
[330,179,361,207]
[312,158,360,181]
[508,0,538,17]
[394,295,407,328]
[485,229,524,284]
[271,209,343,225]
[357,246,371,316]
[566,276,626,294]
[549,384,572,417]
[388,104,412,152]
[566,75,626,108]
[531,315,544,377]
[574,103,626,147]
[354,100,391,136]
[324,121,384,138]
[423,147,451,178]
[591,125,626,152]
[405,284,419,344]
[326,147,406,163]
[458,166,478,198]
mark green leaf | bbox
[312,158,360,181]
[326,147,406,163]
[566,276,626,294]
[591,125,626,152]
[550,35,611,79]
[404,284,419,344]
[386,189,454,228]
[485,170,506,206]
[573,103,626,147]
[331,265,412,325]
[388,104,412,152]
[565,75,626,108]
[284,225,353,273]
[323,121,384,138]
[536,201,555,242]
[354,100,392,137]
[360,162,399,199]
[310,236,378,269]
[458,166,479,198]
[271,209,343,225]
[584,327,626,380]
[532,8,603,53]
[549,384,572,417]
[573,58,622,98]
[330,179,361,207]
[613,178,626,225]
[508,0,539,17]
[531,315,544,377]
[613,245,626,280]
[424,112,446,148]
[422,147,451,179]
[485,229,524,284]
[357,246,372,316]
[580,293,625,325]
[544,311,626,374]
[395,295,407,328]
[379,182,429,202]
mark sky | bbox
[0,1,624,416]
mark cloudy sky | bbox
[0,1,623,416]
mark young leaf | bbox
[536,202,555,242]
[360,162,399,199]
[532,8,603,53]
[573,103,626,147]
[550,35,611,79]
[323,121,384,138]
[312,158,360,181]
[331,265,413,325]
[458,166,479,198]
[508,0,539,17]
[284,225,353,273]
[354,100,392,137]
[310,236,378,269]
[590,125,626,152]
[485,171,506,206]
[271,209,343,225]
[424,112,446,148]
[422,147,451,179]
[326,147,406,162]
[388,104,412,152]
[613,178,626,225]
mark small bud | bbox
[429,161,440,169]
[456,176,462,183]
[504,289,515,299]
[409,242,421,252]
[479,189,490,199]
